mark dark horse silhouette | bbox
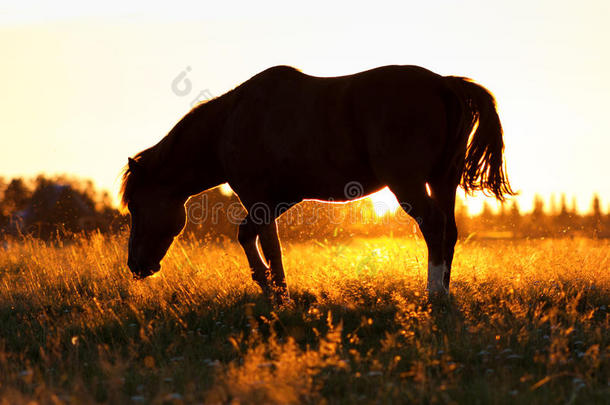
[120,65,513,301]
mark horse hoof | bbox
[272,289,292,307]
[426,283,449,297]
[278,296,294,309]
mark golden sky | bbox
[1,1,609,214]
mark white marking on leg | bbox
[427,262,448,295]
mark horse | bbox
[120,65,513,302]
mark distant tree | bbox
[480,201,494,223]
[0,175,123,240]
[590,194,602,238]
[553,193,572,235]
[508,201,521,236]
[549,193,558,216]
[570,196,578,216]
[532,194,545,218]
[591,194,601,217]
[1,178,31,216]
[559,194,569,217]
[182,188,241,242]
[529,194,547,236]
[26,177,98,238]
[569,196,584,234]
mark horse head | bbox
[122,157,186,279]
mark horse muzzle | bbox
[127,258,161,280]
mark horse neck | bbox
[154,102,227,199]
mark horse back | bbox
[221,65,452,203]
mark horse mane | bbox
[120,131,183,209]
[120,151,147,209]
[119,125,184,209]
[119,100,216,210]
[119,77,253,210]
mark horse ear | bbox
[128,157,139,172]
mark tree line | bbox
[0,176,125,240]
[182,190,610,241]
[454,194,608,239]
[0,175,607,241]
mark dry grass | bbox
[0,234,608,404]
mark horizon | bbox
[1,1,609,215]
[1,173,606,217]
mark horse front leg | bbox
[258,221,290,304]
[237,217,272,296]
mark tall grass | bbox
[0,234,608,404]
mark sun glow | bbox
[219,183,233,196]
[369,187,401,217]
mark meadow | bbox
[0,234,608,404]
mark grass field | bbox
[0,234,608,404]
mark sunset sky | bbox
[1,1,608,214]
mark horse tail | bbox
[445,76,515,201]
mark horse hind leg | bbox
[428,181,458,292]
[390,182,448,295]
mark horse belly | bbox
[275,161,382,203]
